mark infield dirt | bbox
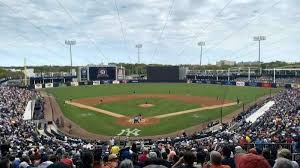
[72,94,232,106]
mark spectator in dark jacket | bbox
[262,149,275,167]
[172,151,196,168]
[221,146,235,168]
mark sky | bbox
[0,0,299,66]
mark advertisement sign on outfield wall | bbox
[120,80,127,84]
[129,80,139,83]
[261,82,272,88]
[277,83,285,87]
[224,81,232,85]
[78,82,85,85]
[45,83,53,88]
[112,80,120,84]
[93,81,101,85]
[248,82,258,87]
[71,81,79,86]
[291,83,300,89]
[86,81,93,85]
[236,81,245,86]
[102,80,112,84]
[34,83,43,89]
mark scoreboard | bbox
[147,66,180,82]
[78,66,117,81]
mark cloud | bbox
[0,0,299,66]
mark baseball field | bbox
[45,83,280,137]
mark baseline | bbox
[65,101,125,118]
[154,102,237,118]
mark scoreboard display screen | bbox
[147,66,179,82]
[88,67,116,81]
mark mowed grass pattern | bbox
[46,83,281,136]
[95,98,201,117]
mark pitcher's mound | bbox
[138,104,154,108]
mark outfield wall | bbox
[34,78,296,89]
[190,80,279,88]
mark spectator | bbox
[273,158,293,168]
[0,84,300,168]
[93,149,102,168]
[60,153,73,168]
[203,151,229,168]
[12,152,22,168]
[47,162,70,168]
[172,151,196,168]
[19,155,32,168]
[103,154,118,168]
[81,151,94,168]
[37,154,53,168]
[168,151,177,163]
[139,149,149,163]
[119,159,134,168]
[221,146,235,168]
[277,148,299,168]
[131,153,142,168]
[0,158,10,168]
[195,150,206,168]
[262,149,275,167]
[235,153,271,168]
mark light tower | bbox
[253,36,266,63]
[24,57,27,86]
[135,44,142,64]
[65,40,76,75]
[197,41,205,66]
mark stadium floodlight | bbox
[253,36,266,63]
[65,40,76,75]
[197,41,205,66]
[135,44,142,64]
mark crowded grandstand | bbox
[1,78,300,167]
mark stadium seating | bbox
[0,85,300,168]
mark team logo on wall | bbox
[81,68,87,79]
[82,69,87,75]
[97,68,109,78]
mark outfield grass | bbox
[95,98,201,117]
[46,83,281,136]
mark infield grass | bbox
[95,98,201,117]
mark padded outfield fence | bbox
[32,78,300,89]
